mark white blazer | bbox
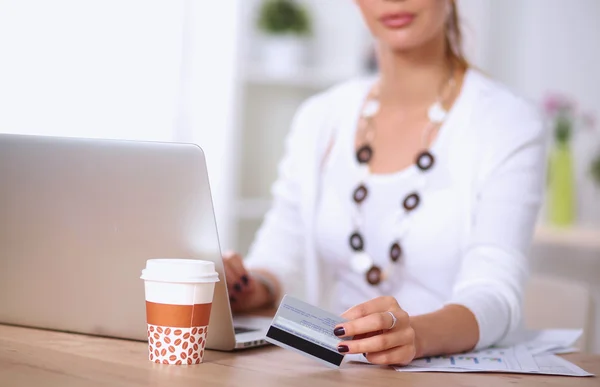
[245,69,547,348]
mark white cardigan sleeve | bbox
[448,98,547,349]
[244,93,328,298]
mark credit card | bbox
[265,295,351,368]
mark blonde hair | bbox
[445,0,469,70]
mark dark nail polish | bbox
[337,345,349,353]
[241,275,249,285]
[363,353,367,358]
[229,296,237,303]
[234,283,242,292]
[333,327,345,337]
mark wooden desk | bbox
[0,325,597,387]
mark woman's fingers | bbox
[334,296,417,365]
[225,253,252,294]
[341,296,400,320]
[335,309,409,338]
[364,343,417,366]
[223,252,245,301]
[337,324,414,354]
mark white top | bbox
[246,69,547,349]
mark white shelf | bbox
[236,198,272,220]
[533,225,600,251]
[242,64,369,89]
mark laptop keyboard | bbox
[234,326,258,335]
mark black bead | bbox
[349,232,364,251]
[366,265,382,285]
[403,192,420,211]
[390,242,402,262]
[356,144,373,164]
[416,151,435,171]
[353,184,368,204]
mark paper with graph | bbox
[393,330,593,377]
[405,345,538,372]
[396,345,591,376]
[346,329,592,376]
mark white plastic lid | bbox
[140,259,219,283]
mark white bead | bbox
[350,252,373,274]
[362,100,380,118]
[428,102,447,123]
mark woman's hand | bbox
[222,252,273,313]
[333,296,417,365]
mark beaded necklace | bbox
[349,73,456,285]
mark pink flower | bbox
[543,93,574,116]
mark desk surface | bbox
[1,325,597,387]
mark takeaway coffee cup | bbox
[140,259,219,365]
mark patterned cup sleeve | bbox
[147,324,207,365]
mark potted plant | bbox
[544,94,596,227]
[544,94,578,226]
[256,0,312,75]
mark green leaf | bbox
[257,0,311,36]
[553,113,572,144]
[591,152,600,187]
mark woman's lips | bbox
[379,12,416,29]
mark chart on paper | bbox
[345,326,593,376]
[424,353,502,367]
[409,346,538,372]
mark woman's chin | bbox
[378,39,423,54]
[377,30,442,56]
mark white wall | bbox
[459,0,600,226]
[492,0,600,227]
[456,0,492,69]
[305,0,370,77]
[0,0,184,141]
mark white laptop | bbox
[0,133,270,350]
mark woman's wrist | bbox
[409,305,479,359]
[250,269,280,309]
[409,316,429,359]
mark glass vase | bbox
[547,142,576,226]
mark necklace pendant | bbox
[349,232,364,251]
[389,242,403,263]
[353,184,369,204]
[366,265,382,285]
[356,144,373,164]
[403,192,421,211]
[416,150,435,171]
[428,101,447,124]
[351,251,374,274]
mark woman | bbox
[224,0,546,365]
